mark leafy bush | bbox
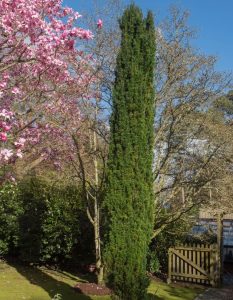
[18,179,47,262]
[17,178,84,265]
[0,177,94,266]
[147,249,160,274]
[40,184,82,264]
[152,218,193,272]
[0,183,22,256]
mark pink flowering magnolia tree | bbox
[0,0,105,281]
[0,109,25,163]
[0,0,99,176]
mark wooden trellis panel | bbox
[167,244,219,287]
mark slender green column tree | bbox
[104,4,156,299]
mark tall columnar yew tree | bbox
[104,4,156,299]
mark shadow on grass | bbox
[148,280,203,300]
[59,267,96,284]
[8,261,92,300]
[147,293,164,299]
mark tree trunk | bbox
[94,201,104,285]
[93,126,104,285]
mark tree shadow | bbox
[147,293,164,299]
[51,270,87,283]
[59,266,97,284]
[148,280,203,300]
[8,261,92,300]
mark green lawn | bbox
[148,281,203,300]
[0,260,203,300]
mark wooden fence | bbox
[167,244,220,287]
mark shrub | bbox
[40,184,82,264]
[0,177,94,266]
[0,183,22,256]
[152,218,194,272]
[18,179,47,263]
[17,178,84,265]
[147,249,160,274]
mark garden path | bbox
[195,266,233,300]
[194,287,233,300]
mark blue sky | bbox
[64,0,233,72]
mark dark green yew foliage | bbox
[104,5,156,299]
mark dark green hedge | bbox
[0,178,94,266]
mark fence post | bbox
[210,244,216,287]
[217,213,223,286]
[167,249,172,284]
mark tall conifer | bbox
[104,4,156,299]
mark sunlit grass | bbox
[148,280,203,300]
[0,260,202,300]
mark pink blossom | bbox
[12,87,21,94]
[97,19,103,29]
[74,12,82,19]
[16,149,23,158]
[0,0,97,180]
[4,125,11,131]
[14,138,26,148]
[10,176,16,182]
[3,74,10,80]
[0,109,14,119]
[0,132,8,142]
[0,149,13,161]
[0,81,7,89]
[67,39,75,50]
[0,122,11,131]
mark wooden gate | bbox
[167,244,220,287]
